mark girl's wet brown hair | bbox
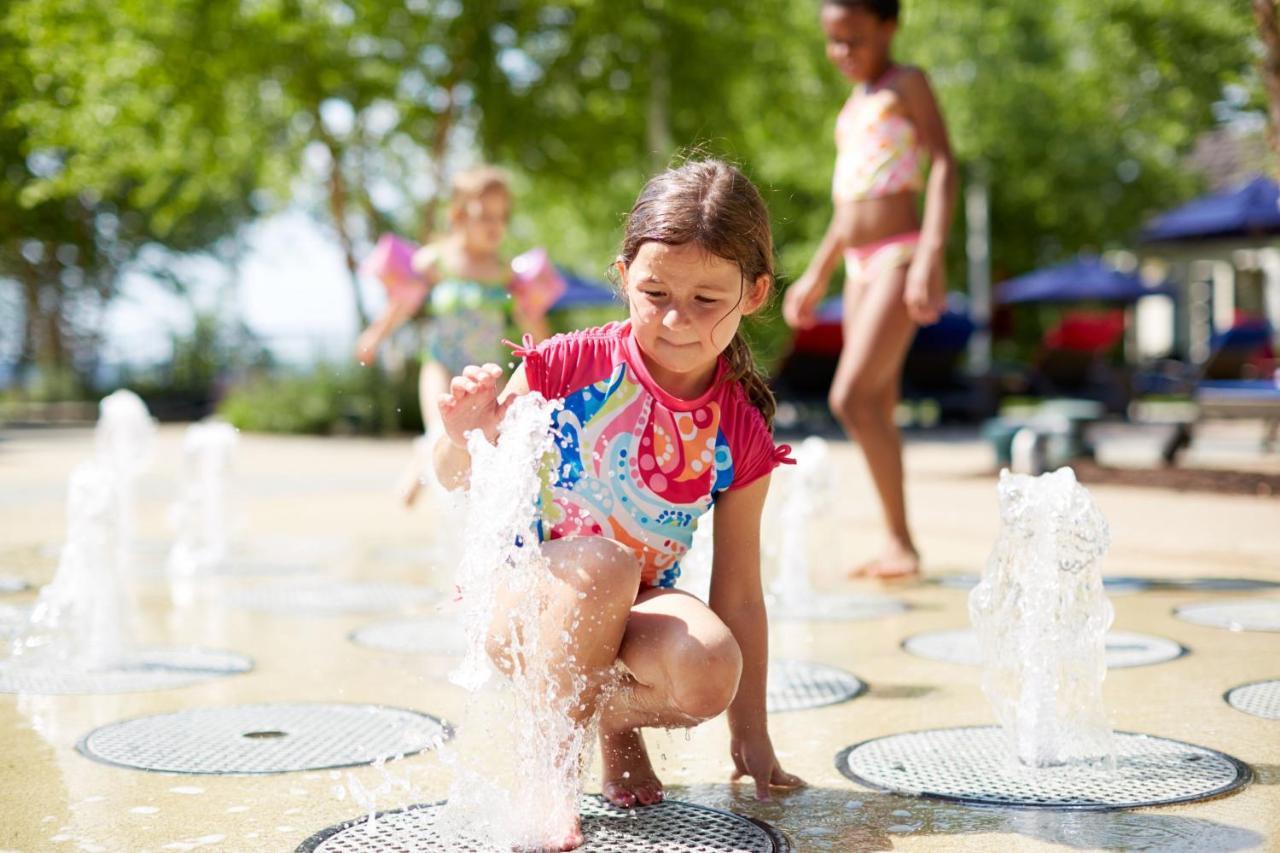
[617,159,778,426]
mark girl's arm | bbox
[900,67,957,325]
[708,474,805,799]
[355,298,419,365]
[432,362,530,490]
[782,203,857,330]
[356,247,442,364]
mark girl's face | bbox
[456,188,510,254]
[619,241,768,394]
[821,4,896,83]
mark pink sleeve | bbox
[724,389,794,491]
[509,324,622,400]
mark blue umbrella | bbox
[551,268,620,310]
[1140,175,1280,243]
[996,256,1170,305]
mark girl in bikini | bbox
[435,160,804,849]
[783,0,956,580]
[356,166,549,505]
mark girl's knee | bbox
[668,631,743,720]
[566,538,642,605]
[830,381,889,425]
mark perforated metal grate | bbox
[902,629,1186,669]
[767,660,866,713]
[298,796,788,852]
[837,726,1250,810]
[770,593,907,623]
[0,646,251,695]
[1225,680,1280,720]
[930,575,1149,595]
[78,703,448,775]
[0,576,28,594]
[226,582,439,616]
[1174,599,1280,633]
[349,617,465,656]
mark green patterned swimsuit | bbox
[421,270,515,375]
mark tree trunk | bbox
[320,132,370,329]
[646,24,673,170]
[419,83,457,244]
[1256,0,1280,168]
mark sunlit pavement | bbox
[0,424,1276,851]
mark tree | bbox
[2,0,286,379]
[1256,0,1280,165]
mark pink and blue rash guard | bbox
[512,322,792,590]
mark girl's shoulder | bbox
[517,322,627,399]
[717,378,792,492]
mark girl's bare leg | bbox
[597,588,743,807]
[828,263,921,579]
[398,360,450,507]
[485,536,642,850]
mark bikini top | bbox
[832,65,924,204]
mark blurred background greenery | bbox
[0,0,1270,433]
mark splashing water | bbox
[167,421,238,577]
[769,436,830,609]
[435,393,594,850]
[969,468,1115,769]
[12,462,128,669]
[94,390,157,573]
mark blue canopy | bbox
[1140,175,1280,243]
[996,256,1170,305]
[551,269,620,310]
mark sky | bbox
[99,209,389,369]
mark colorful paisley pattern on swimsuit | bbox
[513,322,792,590]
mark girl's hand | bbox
[438,363,511,449]
[730,731,806,801]
[782,273,825,330]
[904,251,946,326]
[355,328,381,366]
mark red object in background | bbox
[792,323,845,358]
[1043,310,1126,353]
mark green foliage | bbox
[218,364,419,436]
[2,0,1260,398]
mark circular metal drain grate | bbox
[767,660,866,713]
[837,726,1249,809]
[1225,680,1280,720]
[902,629,1186,669]
[930,575,1149,595]
[1174,599,1280,632]
[0,576,29,594]
[0,647,252,695]
[770,593,907,622]
[226,582,439,616]
[78,703,448,775]
[349,617,465,656]
[298,796,787,852]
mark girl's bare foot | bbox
[545,817,584,851]
[850,540,920,580]
[600,726,664,808]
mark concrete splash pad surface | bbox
[0,425,1276,852]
